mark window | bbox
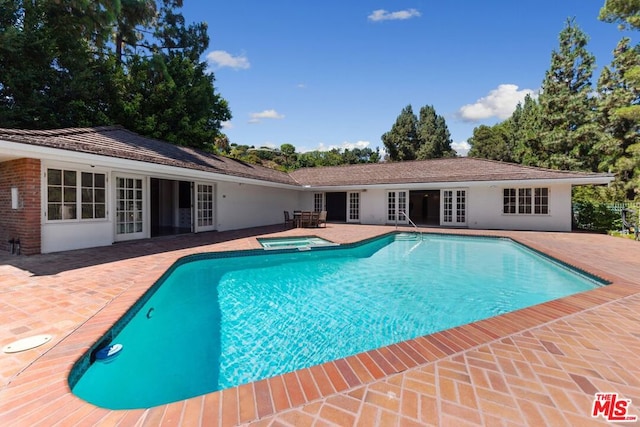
[503,189,516,214]
[503,187,549,215]
[518,188,531,214]
[81,172,106,219]
[534,188,549,214]
[47,168,106,221]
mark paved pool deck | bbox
[1,224,639,426]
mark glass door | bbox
[195,182,216,232]
[387,190,408,224]
[441,189,467,226]
[115,175,145,241]
[347,192,360,222]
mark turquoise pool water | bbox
[257,236,337,249]
[70,233,605,409]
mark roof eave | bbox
[297,176,614,191]
[0,139,302,190]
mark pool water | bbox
[257,236,337,249]
[71,233,604,409]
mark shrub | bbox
[573,201,621,233]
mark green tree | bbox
[0,0,231,150]
[538,18,601,171]
[467,124,513,161]
[381,105,419,161]
[595,38,640,199]
[416,105,456,159]
[278,143,297,169]
[599,0,640,30]
[511,94,544,165]
[382,104,455,161]
[214,134,231,154]
[0,0,118,128]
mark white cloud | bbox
[458,84,536,122]
[206,50,250,70]
[248,109,285,124]
[368,9,421,22]
[451,141,471,157]
[221,120,233,129]
[296,83,307,89]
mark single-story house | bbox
[0,126,613,255]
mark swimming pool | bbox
[70,233,605,409]
[257,236,337,249]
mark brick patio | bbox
[1,224,639,426]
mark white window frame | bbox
[194,182,216,232]
[386,190,409,224]
[313,192,325,212]
[441,188,467,226]
[503,187,550,215]
[113,174,147,242]
[44,166,108,223]
[347,191,360,223]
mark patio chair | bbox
[300,211,313,228]
[318,210,327,227]
[284,211,295,228]
[309,211,320,228]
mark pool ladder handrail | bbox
[398,211,423,240]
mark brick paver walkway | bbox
[1,224,639,426]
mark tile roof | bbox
[0,126,297,185]
[288,157,613,187]
[0,126,613,188]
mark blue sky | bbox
[182,1,635,156]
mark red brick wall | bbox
[0,158,42,255]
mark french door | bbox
[347,191,360,223]
[195,182,216,232]
[441,189,467,226]
[114,175,146,241]
[387,190,409,224]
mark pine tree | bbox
[599,0,640,30]
[382,104,455,161]
[511,95,544,165]
[538,18,601,171]
[467,124,512,161]
[381,105,419,161]
[416,105,456,159]
[596,38,640,200]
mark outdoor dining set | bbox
[284,210,327,228]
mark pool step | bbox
[396,233,421,240]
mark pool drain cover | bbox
[3,334,53,353]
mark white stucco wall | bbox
[360,189,387,224]
[304,184,574,232]
[215,182,302,231]
[39,157,304,252]
[467,184,573,232]
[42,221,113,253]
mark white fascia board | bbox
[301,176,614,191]
[0,140,301,190]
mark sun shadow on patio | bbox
[0,224,287,276]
